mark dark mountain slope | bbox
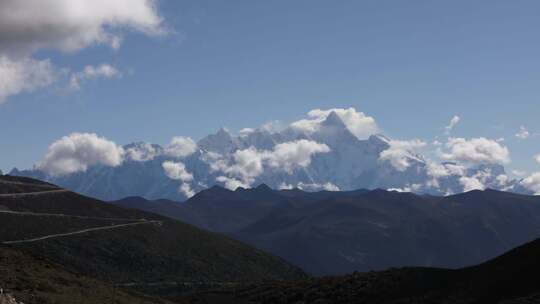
[0,175,306,301]
[113,186,540,276]
[0,247,172,304]
[179,237,540,304]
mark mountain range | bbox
[11,111,530,201]
[113,185,540,276]
[4,174,540,303]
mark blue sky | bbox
[1,0,540,175]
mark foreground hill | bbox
[114,185,540,276]
[178,236,540,303]
[0,176,305,302]
[0,247,172,304]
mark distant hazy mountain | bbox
[12,111,525,200]
[113,186,540,276]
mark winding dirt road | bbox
[2,220,162,245]
[0,189,68,198]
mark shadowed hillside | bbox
[0,247,172,304]
[177,237,540,303]
[0,176,306,302]
[114,185,540,276]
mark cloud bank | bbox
[208,140,331,190]
[39,133,124,176]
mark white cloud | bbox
[210,140,330,188]
[521,173,540,195]
[0,0,165,55]
[0,0,165,103]
[165,137,197,158]
[297,182,340,192]
[515,126,530,140]
[388,183,422,193]
[266,140,330,173]
[216,176,248,191]
[125,143,159,161]
[0,56,56,103]
[425,162,467,190]
[290,107,380,139]
[278,183,294,190]
[39,133,125,176]
[162,161,195,198]
[179,183,195,198]
[69,64,122,90]
[279,182,339,191]
[459,176,486,192]
[259,120,283,133]
[379,139,426,172]
[441,137,510,165]
[512,170,527,177]
[162,161,193,182]
[445,115,460,135]
[496,174,510,188]
[426,162,466,179]
[221,147,266,187]
[535,154,540,164]
[239,128,255,136]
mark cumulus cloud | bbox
[444,116,460,135]
[0,56,56,103]
[459,176,486,192]
[379,139,426,171]
[218,147,266,187]
[426,162,466,179]
[0,0,165,103]
[535,154,540,164]
[165,137,197,158]
[69,64,122,90]
[290,107,380,139]
[0,0,165,55]
[162,161,195,197]
[521,173,540,195]
[39,133,125,176]
[266,140,330,173]
[441,137,510,165]
[125,143,160,161]
[515,126,530,140]
[424,162,467,190]
[210,140,330,188]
